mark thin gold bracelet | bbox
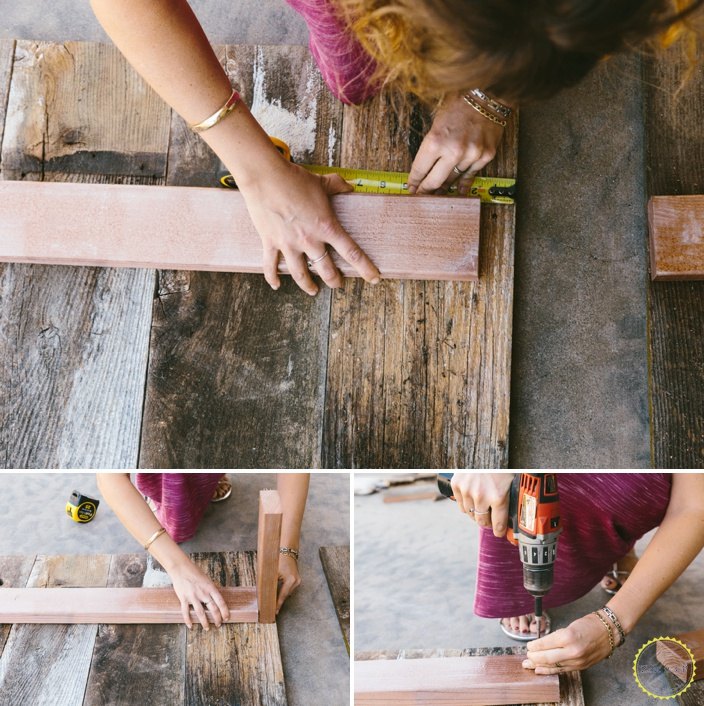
[592,610,615,658]
[462,95,507,127]
[143,527,167,551]
[189,87,240,133]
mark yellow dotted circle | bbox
[633,636,696,700]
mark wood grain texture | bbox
[0,555,35,656]
[319,546,350,653]
[669,672,704,706]
[0,555,110,706]
[0,39,165,469]
[354,655,560,705]
[355,648,584,706]
[257,490,283,623]
[139,44,340,469]
[0,40,14,164]
[0,585,258,624]
[186,551,287,706]
[1,41,170,179]
[657,630,704,682]
[644,38,704,466]
[0,180,479,280]
[83,554,186,706]
[324,93,517,468]
[649,196,704,280]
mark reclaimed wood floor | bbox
[0,39,517,469]
[0,553,287,706]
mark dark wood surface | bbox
[1,39,516,468]
[0,553,287,706]
[319,545,350,653]
[355,647,584,706]
[644,40,704,467]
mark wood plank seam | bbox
[0,180,480,281]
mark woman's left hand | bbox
[276,553,301,613]
[522,613,615,674]
[407,92,505,196]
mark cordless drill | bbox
[437,473,562,639]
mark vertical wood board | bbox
[644,40,704,467]
[0,555,35,656]
[0,40,15,165]
[139,43,342,468]
[319,545,350,653]
[324,94,516,467]
[0,555,110,706]
[257,490,283,624]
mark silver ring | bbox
[453,165,465,176]
[474,509,491,515]
[307,248,330,268]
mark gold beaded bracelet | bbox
[592,610,615,658]
[462,95,507,127]
[189,87,241,133]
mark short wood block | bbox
[354,654,560,705]
[656,629,704,683]
[0,180,480,281]
[257,489,283,623]
[0,586,258,623]
[648,195,704,280]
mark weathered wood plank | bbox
[356,648,584,706]
[354,654,560,705]
[0,180,480,280]
[0,586,258,623]
[324,94,517,467]
[0,40,15,166]
[0,38,166,469]
[657,630,704,683]
[186,551,287,706]
[2,41,170,179]
[0,555,110,706]
[140,43,341,468]
[257,490,283,624]
[0,555,35,656]
[644,39,704,466]
[649,196,704,280]
[319,546,350,653]
[83,554,185,706]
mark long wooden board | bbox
[657,629,704,683]
[319,546,350,653]
[644,36,704,466]
[0,41,161,469]
[355,648,584,706]
[355,655,560,705]
[649,196,704,280]
[0,586,258,624]
[0,180,480,281]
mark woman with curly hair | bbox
[90,0,702,296]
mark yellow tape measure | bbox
[217,137,516,204]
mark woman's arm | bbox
[89,0,380,295]
[524,474,704,674]
[275,473,310,612]
[96,473,230,630]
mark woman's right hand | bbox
[450,473,514,537]
[169,558,231,629]
[237,158,381,296]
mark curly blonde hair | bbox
[338,0,704,104]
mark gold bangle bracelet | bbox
[462,95,507,127]
[190,87,240,133]
[592,610,615,658]
[143,527,167,551]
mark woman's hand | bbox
[408,92,505,196]
[238,159,381,296]
[169,558,231,630]
[450,473,514,537]
[522,613,615,674]
[276,553,301,613]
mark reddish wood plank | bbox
[354,654,560,705]
[257,490,283,623]
[0,180,479,281]
[656,630,704,683]
[649,196,704,280]
[0,586,258,624]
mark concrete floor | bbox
[355,473,704,706]
[1,1,654,468]
[0,472,350,706]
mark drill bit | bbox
[534,596,543,640]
